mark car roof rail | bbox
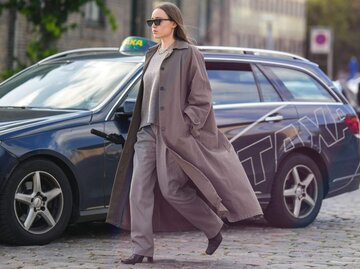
[38,48,119,64]
[197,46,310,62]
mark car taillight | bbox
[344,114,360,135]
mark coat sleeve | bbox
[183,47,212,136]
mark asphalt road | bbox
[1,189,360,269]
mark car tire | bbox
[0,159,72,245]
[264,154,324,228]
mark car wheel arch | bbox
[276,147,329,198]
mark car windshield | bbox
[0,59,138,110]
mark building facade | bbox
[227,0,306,55]
[0,0,306,73]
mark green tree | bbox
[306,0,360,79]
[0,0,117,78]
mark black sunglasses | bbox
[146,18,172,27]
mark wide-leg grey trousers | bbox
[130,125,223,257]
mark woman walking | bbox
[106,2,263,265]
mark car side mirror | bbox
[115,99,135,119]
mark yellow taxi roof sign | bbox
[119,36,157,56]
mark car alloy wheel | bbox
[14,171,64,235]
[0,159,72,245]
[282,165,318,219]
[264,154,324,228]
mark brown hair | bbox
[155,2,191,43]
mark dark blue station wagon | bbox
[0,39,359,245]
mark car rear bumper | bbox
[326,174,360,199]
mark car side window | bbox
[252,65,282,102]
[269,66,336,102]
[120,79,140,113]
[207,63,260,105]
[126,80,140,100]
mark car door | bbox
[207,61,299,201]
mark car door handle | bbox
[265,115,284,122]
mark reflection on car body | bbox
[0,37,359,245]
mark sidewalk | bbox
[1,189,360,268]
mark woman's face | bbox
[150,8,177,40]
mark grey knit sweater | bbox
[140,47,172,128]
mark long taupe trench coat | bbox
[106,39,263,231]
